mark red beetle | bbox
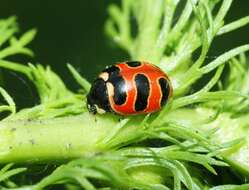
[87,61,173,115]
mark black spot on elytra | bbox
[126,61,141,67]
[135,74,150,111]
[159,78,170,106]
[108,75,127,105]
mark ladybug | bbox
[87,61,173,115]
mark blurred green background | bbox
[0,0,248,107]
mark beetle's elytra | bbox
[87,61,173,115]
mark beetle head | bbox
[87,78,110,114]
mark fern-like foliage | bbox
[0,0,248,189]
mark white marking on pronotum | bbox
[99,72,109,81]
[106,82,119,113]
[106,82,114,97]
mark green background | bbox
[0,0,248,107]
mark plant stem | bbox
[0,113,116,163]
[0,113,146,163]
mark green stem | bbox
[0,113,145,163]
[0,114,114,163]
